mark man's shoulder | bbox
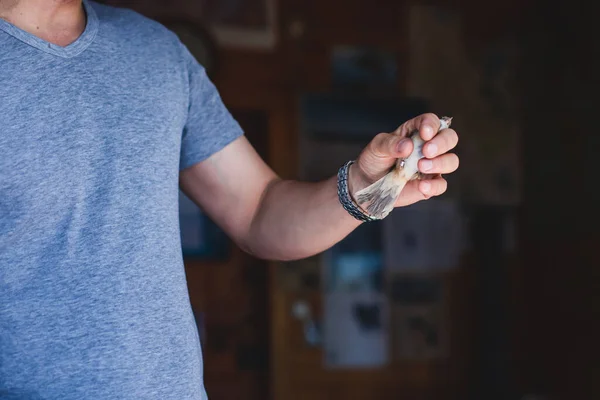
[89,1,179,47]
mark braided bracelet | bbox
[337,161,378,222]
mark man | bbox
[0,0,459,399]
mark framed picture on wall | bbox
[201,0,277,50]
[97,0,277,50]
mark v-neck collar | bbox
[0,0,98,59]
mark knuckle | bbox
[438,132,454,153]
[368,133,380,148]
[370,132,391,156]
[439,157,449,172]
[428,158,441,172]
[372,132,388,144]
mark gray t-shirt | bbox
[0,1,243,398]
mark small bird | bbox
[355,116,453,219]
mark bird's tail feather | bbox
[355,172,406,219]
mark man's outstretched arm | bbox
[179,113,459,261]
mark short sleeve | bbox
[179,44,244,171]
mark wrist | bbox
[347,162,370,202]
[337,161,378,223]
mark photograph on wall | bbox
[323,291,390,369]
[388,274,448,360]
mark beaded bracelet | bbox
[337,160,378,222]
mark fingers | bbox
[422,127,459,158]
[376,113,458,159]
[397,113,441,141]
[395,176,448,206]
[418,153,459,174]
[419,177,447,198]
[369,132,414,159]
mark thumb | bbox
[356,133,414,182]
[370,132,414,159]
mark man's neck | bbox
[0,0,86,47]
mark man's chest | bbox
[2,59,186,168]
[0,61,187,230]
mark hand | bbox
[349,113,459,207]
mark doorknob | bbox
[291,300,322,347]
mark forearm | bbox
[246,173,364,261]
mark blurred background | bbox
[100,1,598,399]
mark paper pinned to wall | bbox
[383,199,467,271]
[321,227,389,368]
[323,291,390,368]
